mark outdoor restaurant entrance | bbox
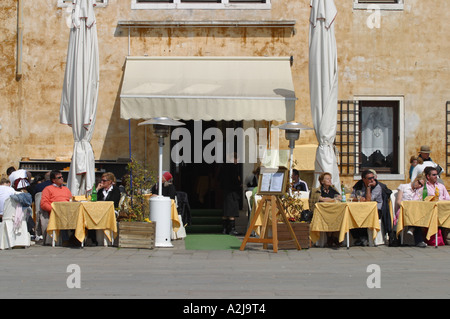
[170,120,243,210]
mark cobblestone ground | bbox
[1,239,450,299]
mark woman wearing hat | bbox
[151,171,177,200]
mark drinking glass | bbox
[356,190,362,202]
[334,194,340,203]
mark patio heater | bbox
[275,122,313,193]
[138,117,185,247]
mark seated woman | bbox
[151,171,176,200]
[309,172,341,247]
[96,172,121,208]
[88,172,121,246]
[396,174,427,247]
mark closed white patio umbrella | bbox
[309,0,340,188]
[60,0,99,195]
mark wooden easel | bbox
[240,195,301,252]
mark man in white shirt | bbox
[411,160,436,182]
[292,169,309,192]
[411,145,438,182]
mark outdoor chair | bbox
[34,192,53,245]
[245,190,253,215]
[176,191,191,227]
[34,192,42,237]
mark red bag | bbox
[425,229,445,246]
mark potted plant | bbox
[117,157,157,249]
[277,193,311,249]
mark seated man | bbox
[408,166,450,247]
[40,170,73,246]
[421,166,450,200]
[292,169,309,192]
[351,169,392,246]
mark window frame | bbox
[359,100,399,175]
[353,96,405,181]
[336,96,405,181]
[131,0,271,10]
[58,0,108,8]
[353,0,404,11]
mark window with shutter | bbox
[336,97,405,179]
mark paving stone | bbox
[2,241,450,298]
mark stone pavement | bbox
[2,237,450,300]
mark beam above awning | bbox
[119,56,297,121]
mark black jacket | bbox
[353,179,393,234]
[151,182,177,200]
[97,185,121,208]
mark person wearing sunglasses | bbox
[421,166,450,201]
[40,170,73,246]
[350,169,393,246]
[87,172,121,246]
[395,174,428,247]
[40,170,72,214]
[96,172,121,208]
[405,168,450,247]
[396,174,426,217]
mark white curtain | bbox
[309,0,340,188]
[60,0,99,195]
[361,107,393,159]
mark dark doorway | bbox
[170,120,243,209]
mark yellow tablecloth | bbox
[396,200,446,240]
[437,201,450,229]
[47,201,117,243]
[171,199,181,233]
[310,201,380,243]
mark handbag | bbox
[425,229,445,246]
[300,209,313,223]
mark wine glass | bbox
[334,194,341,203]
[356,190,362,202]
[349,194,355,202]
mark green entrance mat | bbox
[184,234,242,250]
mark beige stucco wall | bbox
[336,0,450,189]
[1,0,449,190]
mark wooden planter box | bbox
[118,221,155,249]
[277,222,310,249]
